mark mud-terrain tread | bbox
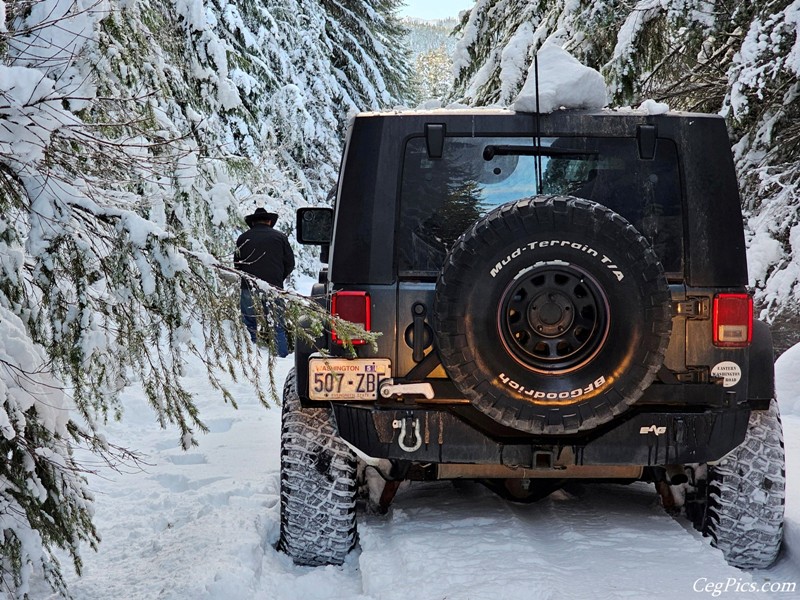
[434,196,671,435]
[704,400,785,569]
[278,370,357,566]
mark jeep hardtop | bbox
[278,108,785,570]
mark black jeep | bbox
[278,109,785,570]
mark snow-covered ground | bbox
[35,348,800,599]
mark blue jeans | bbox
[240,288,289,357]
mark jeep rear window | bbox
[397,136,683,276]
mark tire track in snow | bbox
[35,357,799,599]
[358,481,754,600]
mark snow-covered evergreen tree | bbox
[415,44,455,102]
[726,2,800,333]
[451,0,580,106]
[404,17,459,103]
[451,0,800,342]
[1,0,410,595]
[321,0,411,123]
[405,17,459,55]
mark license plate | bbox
[308,357,391,400]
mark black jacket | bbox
[234,224,295,289]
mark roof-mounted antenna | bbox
[534,51,543,193]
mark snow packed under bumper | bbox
[331,384,752,467]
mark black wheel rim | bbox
[497,264,610,374]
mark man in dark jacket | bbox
[234,207,295,356]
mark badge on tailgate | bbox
[308,357,391,400]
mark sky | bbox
[398,0,474,20]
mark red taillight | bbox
[713,293,753,347]
[331,291,371,345]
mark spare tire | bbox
[433,196,672,435]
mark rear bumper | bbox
[332,401,751,467]
[297,337,754,467]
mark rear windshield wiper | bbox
[483,145,597,161]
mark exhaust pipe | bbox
[666,465,688,485]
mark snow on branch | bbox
[0,0,411,595]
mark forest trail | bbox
[40,357,799,600]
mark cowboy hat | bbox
[245,207,279,226]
